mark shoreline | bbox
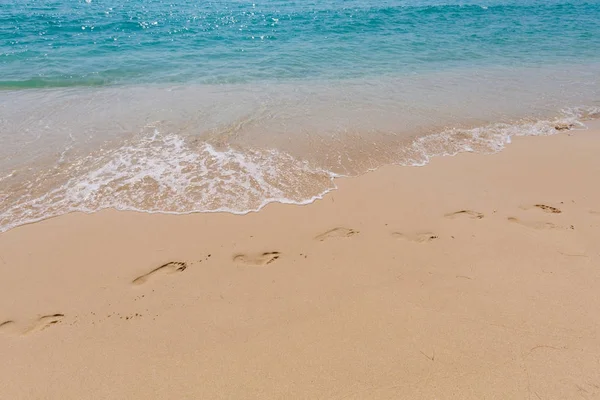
[1,110,598,234]
[1,121,600,399]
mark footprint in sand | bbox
[392,232,438,243]
[508,217,572,230]
[444,210,484,220]
[132,261,187,286]
[314,227,359,241]
[233,252,281,266]
[521,204,562,214]
[22,314,65,335]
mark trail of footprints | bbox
[395,203,576,240]
[441,203,574,231]
[0,204,583,338]
[391,208,485,242]
[441,204,574,232]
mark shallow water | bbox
[1,0,599,232]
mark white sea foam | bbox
[397,107,596,167]
[0,107,597,233]
[0,127,338,232]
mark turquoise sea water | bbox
[2,0,600,87]
[0,0,599,232]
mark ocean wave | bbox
[0,126,338,233]
[397,106,599,166]
[1,107,597,233]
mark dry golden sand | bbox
[1,122,600,399]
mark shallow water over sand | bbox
[1,0,600,231]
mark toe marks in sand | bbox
[392,232,438,243]
[534,204,561,214]
[314,227,359,241]
[520,204,562,214]
[234,252,281,266]
[444,210,484,220]
[132,261,187,286]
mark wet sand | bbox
[1,121,599,399]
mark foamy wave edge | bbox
[395,106,599,167]
[1,106,598,233]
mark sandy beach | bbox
[1,121,599,399]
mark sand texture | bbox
[1,122,600,399]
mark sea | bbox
[1,0,599,232]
